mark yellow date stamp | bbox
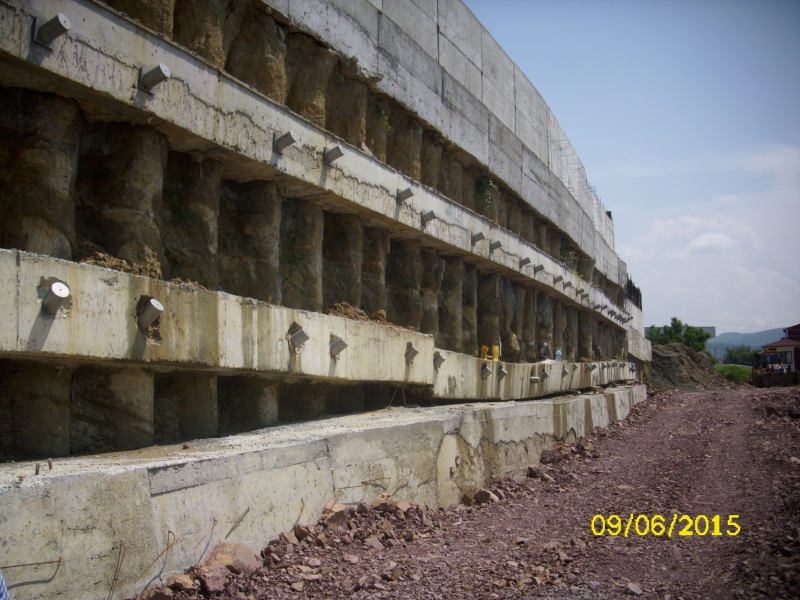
[591,514,741,538]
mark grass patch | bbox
[715,364,751,384]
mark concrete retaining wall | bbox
[0,0,637,330]
[0,383,646,600]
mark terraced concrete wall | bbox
[0,383,646,600]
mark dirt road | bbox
[160,385,800,600]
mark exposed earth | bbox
[136,377,800,600]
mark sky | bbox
[463,0,800,335]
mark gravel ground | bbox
[147,384,800,600]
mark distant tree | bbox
[723,344,755,366]
[646,317,712,353]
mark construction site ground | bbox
[142,381,800,600]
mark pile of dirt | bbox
[324,303,411,330]
[649,342,730,392]
[77,239,162,279]
[325,302,371,322]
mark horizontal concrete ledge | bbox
[0,249,434,385]
[433,352,632,400]
[0,0,629,328]
[0,383,646,600]
[1,249,634,393]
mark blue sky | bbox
[463,0,800,334]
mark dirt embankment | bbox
[649,343,730,392]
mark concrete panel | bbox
[438,33,482,100]
[378,13,442,94]
[488,142,522,197]
[585,393,610,431]
[481,27,513,90]
[325,0,381,71]
[552,396,588,442]
[410,0,437,21]
[442,71,489,133]
[376,50,445,131]
[329,0,381,40]
[383,0,438,59]
[438,0,483,68]
[489,113,522,167]
[0,469,158,600]
[482,77,515,133]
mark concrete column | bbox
[386,239,423,329]
[218,376,279,434]
[437,256,463,352]
[326,72,368,147]
[285,33,338,127]
[522,288,537,361]
[613,329,627,361]
[564,306,578,362]
[420,249,443,338]
[173,0,233,69]
[592,320,602,360]
[218,180,282,303]
[326,385,365,415]
[520,211,536,245]
[0,88,80,260]
[448,160,464,205]
[477,272,501,351]
[578,255,594,281]
[365,95,391,161]
[154,372,218,443]
[436,156,451,200]
[507,199,522,237]
[553,300,566,358]
[549,230,562,262]
[499,278,522,362]
[361,227,389,314]
[578,310,593,361]
[536,293,554,359]
[322,212,364,309]
[76,122,167,273]
[536,223,548,254]
[476,177,501,222]
[226,5,287,103]
[420,132,442,189]
[104,0,176,37]
[71,367,154,454]
[0,361,71,458]
[162,153,222,289]
[387,114,423,180]
[280,198,324,311]
[279,382,330,423]
[496,194,508,229]
[461,167,477,213]
[462,263,478,356]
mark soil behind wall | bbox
[650,343,727,392]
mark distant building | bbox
[645,326,716,338]
[762,323,800,371]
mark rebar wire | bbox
[225,507,250,540]
[193,518,218,551]
[292,499,306,531]
[107,542,126,600]
[131,531,177,600]
[0,557,62,569]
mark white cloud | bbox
[686,232,737,253]
[616,145,800,333]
